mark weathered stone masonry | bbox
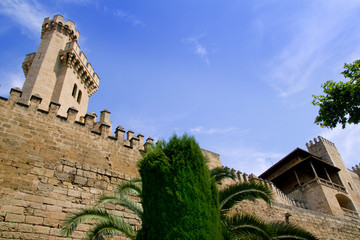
[0,89,145,239]
[1,13,360,239]
[0,89,222,239]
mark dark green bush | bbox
[137,135,222,240]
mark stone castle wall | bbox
[0,90,144,239]
[235,199,360,240]
[0,89,360,239]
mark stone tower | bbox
[306,136,360,218]
[21,14,99,119]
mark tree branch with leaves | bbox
[312,59,360,129]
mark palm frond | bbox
[219,182,272,213]
[86,215,137,240]
[268,221,319,240]
[210,167,237,183]
[96,195,121,206]
[114,178,142,197]
[117,195,143,219]
[61,207,113,237]
[224,213,271,240]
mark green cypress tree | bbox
[137,135,222,240]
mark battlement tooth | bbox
[79,52,87,65]
[115,125,126,141]
[130,136,140,149]
[127,130,134,141]
[146,137,154,144]
[87,62,94,75]
[67,107,78,123]
[138,134,144,151]
[100,109,111,123]
[29,94,42,111]
[9,88,22,103]
[48,102,61,117]
[100,123,111,138]
[85,113,96,127]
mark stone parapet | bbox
[41,14,79,41]
[59,41,99,96]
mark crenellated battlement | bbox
[3,88,151,152]
[221,166,307,209]
[351,164,360,177]
[41,14,79,41]
[59,41,99,96]
[306,136,336,149]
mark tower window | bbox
[77,90,82,104]
[72,84,77,98]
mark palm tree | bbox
[63,166,317,240]
[61,178,142,240]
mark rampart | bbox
[0,89,146,239]
[0,89,221,239]
[0,89,359,239]
[222,167,360,239]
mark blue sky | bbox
[1,0,359,175]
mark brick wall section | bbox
[0,92,142,239]
[235,200,360,240]
[1,90,360,239]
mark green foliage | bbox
[61,178,141,240]
[312,59,360,128]
[210,166,237,183]
[218,182,272,213]
[137,134,222,240]
[224,213,318,240]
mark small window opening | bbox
[348,182,354,191]
[72,84,77,98]
[77,90,82,104]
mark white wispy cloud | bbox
[0,71,25,96]
[264,1,360,97]
[113,9,144,26]
[218,145,284,176]
[183,36,210,65]
[319,125,360,168]
[0,0,48,37]
[190,126,251,135]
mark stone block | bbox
[67,189,81,198]
[25,215,43,224]
[18,223,34,232]
[74,175,87,185]
[6,213,25,223]
[2,205,24,215]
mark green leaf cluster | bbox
[137,134,222,240]
[61,178,142,240]
[312,59,360,128]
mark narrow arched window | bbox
[72,84,77,98]
[77,90,82,104]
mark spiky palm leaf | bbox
[210,166,237,183]
[96,178,143,219]
[219,182,272,213]
[61,207,135,239]
[114,177,142,197]
[224,213,319,240]
[96,195,143,219]
[62,179,142,240]
[267,221,318,240]
[224,213,271,240]
[85,215,137,240]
